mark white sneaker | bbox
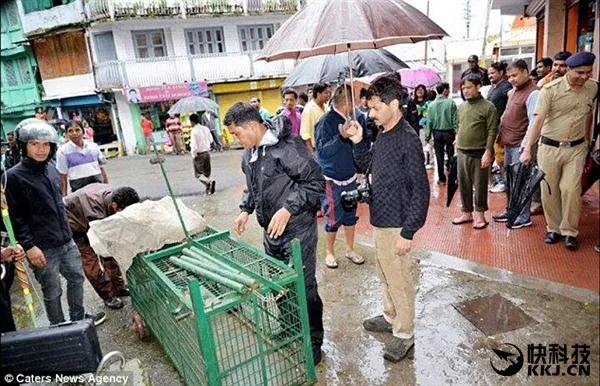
[425,164,434,170]
[489,183,506,193]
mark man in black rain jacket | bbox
[225,103,325,365]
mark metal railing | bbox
[86,0,303,21]
[94,52,294,89]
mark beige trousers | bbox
[537,143,587,237]
[373,227,415,339]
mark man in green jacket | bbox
[425,82,458,185]
[452,76,498,230]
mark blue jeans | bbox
[504,145,531,224]
[33,240,85,324]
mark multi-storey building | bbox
[11,0,300,155]
[90,0,300,154]
[0,0,43,134]
[12,0,116,145]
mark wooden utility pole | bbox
[480,0,493,65]
[424,0,430,64]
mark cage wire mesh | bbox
[127,227,316,386]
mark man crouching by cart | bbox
[224,103,326,365]
[65,183,140,310]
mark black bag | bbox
[1,319,102,376]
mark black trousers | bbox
[433,130,456,182]
[263,219,324,350]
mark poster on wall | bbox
[126,81,209,104]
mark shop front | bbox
[123,81,210,153]
[50,94,116,145]
[212,78,285,124]
[532,0,597,58]
[563,0,596,54]
[495,0,597,71]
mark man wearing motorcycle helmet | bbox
[4,118,105,326]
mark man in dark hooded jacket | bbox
[5,118,105,326]
[224,103,325,365]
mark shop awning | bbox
[1,102,37,115]
[492,0,531,16]
[48,94,106,107]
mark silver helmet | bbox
[16,118,58,144]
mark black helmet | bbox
[15,118,59,163]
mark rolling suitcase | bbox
[1,319,102,376]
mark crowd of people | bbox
[227,73,431,365]
[1,115,141,336]
[223,50,597,365]
[0,49,597,371]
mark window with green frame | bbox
[1,57,34,87]
[1,1,21,30]
[22,0,76,14]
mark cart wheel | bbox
[131,311,147,341]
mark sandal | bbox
[473,221,489,230]
[452,217,473,225]
[345,252,365,265]
[325,255,338,269]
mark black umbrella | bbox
[581,149,600,195]
[505,162,546,228]
[581,121,600,195]
[282,49,409,88]
[446,155,458,207]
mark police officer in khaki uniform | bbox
[520,52,597,251]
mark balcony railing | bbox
[86,0,305,21]
[94,52,295,89]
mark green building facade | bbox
[1,0,43,135]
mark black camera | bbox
[341,179,372,211]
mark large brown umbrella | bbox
[256,0,448,62]
[256,0,447,113]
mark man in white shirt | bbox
[190,113,215,195]
[56,121,108,196]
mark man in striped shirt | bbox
[166,114,186,155]
[57,121,108,196]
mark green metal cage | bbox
[126,227,317,386]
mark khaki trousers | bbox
[169,131,186,154]
[373,227,415,339]
[145,136,153,155]
[537,143,587,237]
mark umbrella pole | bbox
[151,139,192,241]
[347,44,357,121]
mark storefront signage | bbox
[126,81,209,104]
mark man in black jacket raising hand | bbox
[341,73,430,363]
[224,103,326,365]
